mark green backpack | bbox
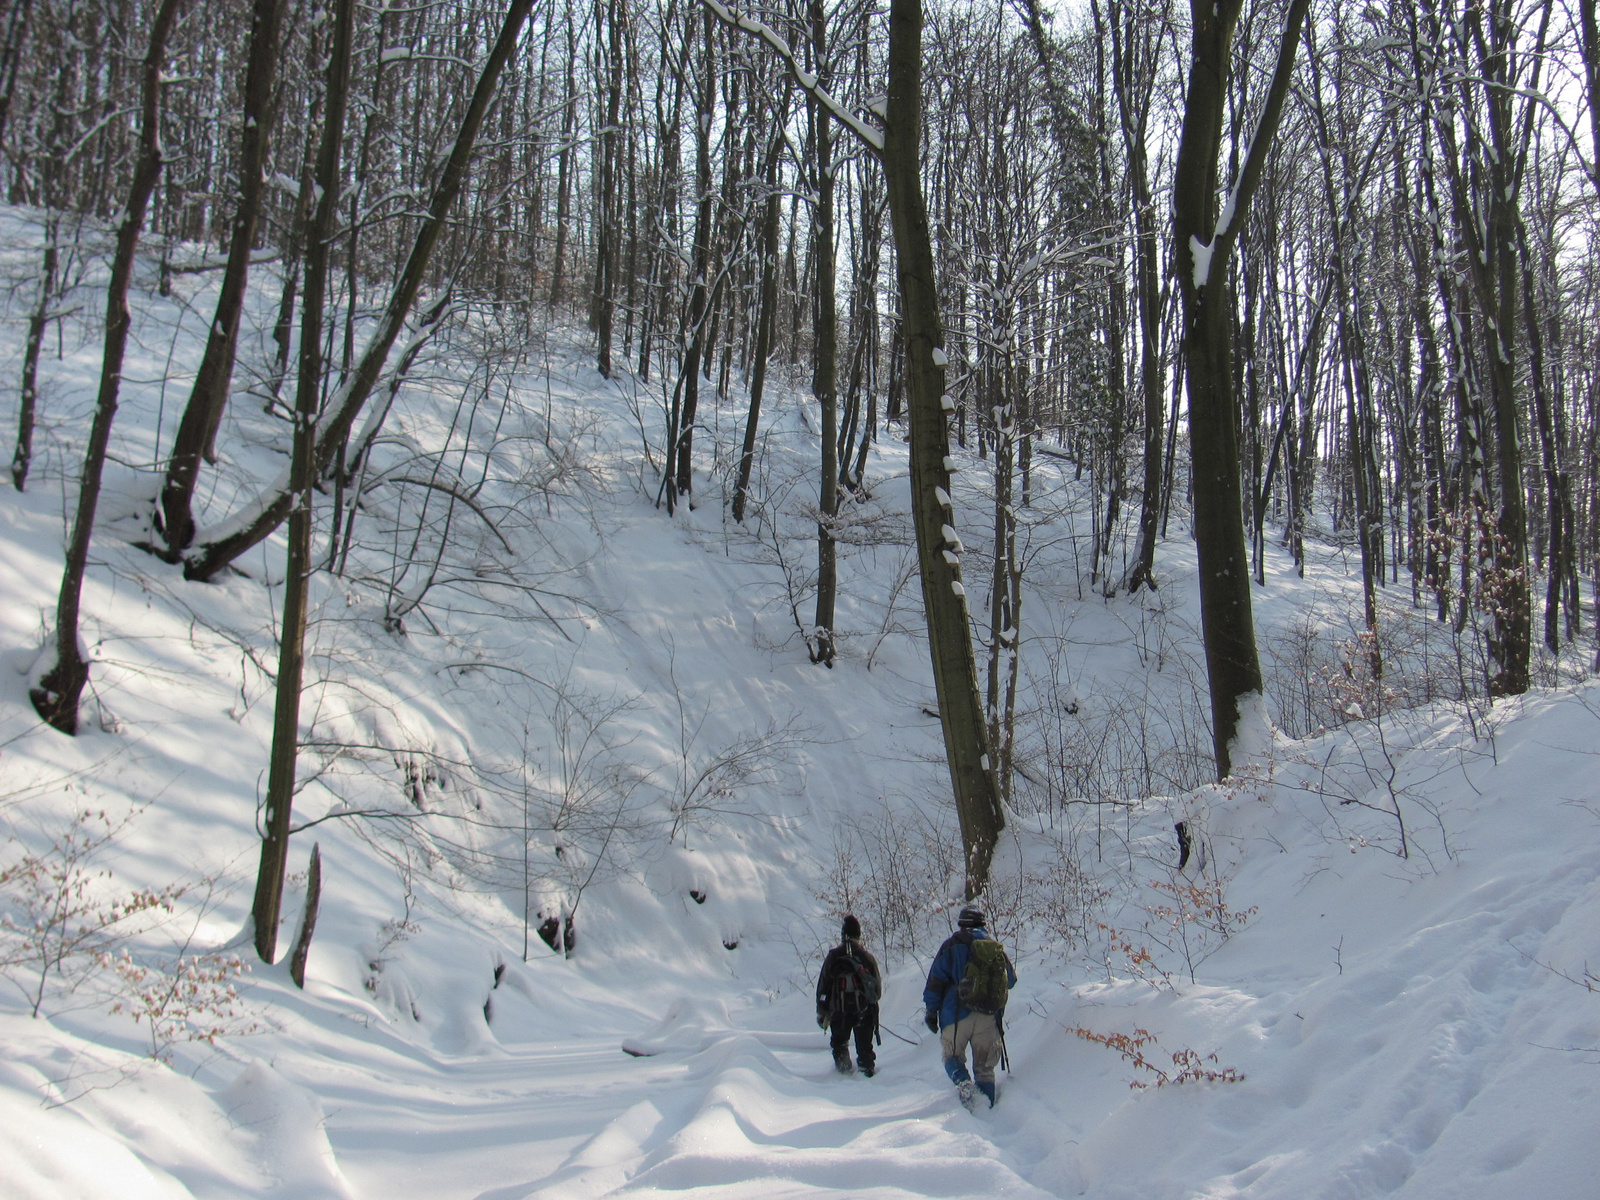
[957,935,1010,1015]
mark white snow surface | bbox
[0,205,1598,1199]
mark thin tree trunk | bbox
[13,211,57,492]
[549,13,577,307]
[157,0,285,558]
[732,139,782,524]
[184,0,536,583]
[30,0,184,735]
[254,0,353,965]
[809,0,838,667]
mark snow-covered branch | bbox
[700,0,885,154]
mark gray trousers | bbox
[940,1012,1002,1084]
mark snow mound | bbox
[220,1060,357,1199]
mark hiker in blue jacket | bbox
[923,906,1016,1109]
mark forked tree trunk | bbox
[183,0,535,584]
[30,0,184,735]
[1171,0,1308,778]
[157,0,284,558]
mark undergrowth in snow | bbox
[1,205,1597,1198]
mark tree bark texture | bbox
[184,0,536,583]
[254,0,353,966]
[289,843,323,988]
[731,141,782,524]
[30,0,184,735]
[882,0,1004,895]
[809,0,838,667]
[1171,0,1308,778]
[157,0,284,558]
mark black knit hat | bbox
[841,914,862,939]
[957,906,986,929]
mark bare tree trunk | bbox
[1171,0,1308,778]
[710,0,1006,892]
[0,0,34,153]
[671,6,715,506]
[732,137,783,524]
[288,843,322,988]
[595,0,624,377]
[30,0,184,735]
[156,0,284,559]
[809,0,838,667]
[254,0,353,965]
[882,0,1003,895]
[13,210,57,492]
[549,12,577,307]
[184,0,536,583]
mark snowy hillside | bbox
[1,204,1598,1199]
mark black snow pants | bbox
[830,1004,878,1070]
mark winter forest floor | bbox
[2,204,1599,1199]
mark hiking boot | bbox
[976,1080,996,1108]
[957,1080,976,1111]
[860,1062,876,1078]
[834,1052,855,1075]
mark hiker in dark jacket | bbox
[923,906,1016,1108]
[816,914,882,1076]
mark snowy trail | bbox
[305,996,1057,1200]
[503,1035,1054,1200]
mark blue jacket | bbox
[923,928,1016,1028]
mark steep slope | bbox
[1,205,1597,1198]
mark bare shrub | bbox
[820,801,957,967]
[1072,1025,1245,1088]
[0,809,183,1017]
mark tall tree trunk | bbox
[1171,0,1308,778]
[549,13,577,307]
[594,0,624,377]
[156,0,284,559]
[732,138,783,524]
[0,0,34,153]
[183,0,536,583]
[252,0,353,967]
[882,0,1004,895]
[13,212,58,493]
[671,6,715,506]
[809,0,838,666]
[1436,0,1542,696]
[710,0,1007,891]
[30,0,184,735]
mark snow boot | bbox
[860,1061,876,1078]
[834,1050,855,1075]
[957,1080,977,1111]
[976,1081,996,1108]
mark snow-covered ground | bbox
[1,205,1598,1199]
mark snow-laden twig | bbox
[701,0,885,153]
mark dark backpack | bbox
[956,935,1010,1016]
[828,946,880,1018]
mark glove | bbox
[817,1010,830,1031]
[924,1010,938,1034]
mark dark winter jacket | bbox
[922,927,1016,1028]
[816,938,882,1018]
